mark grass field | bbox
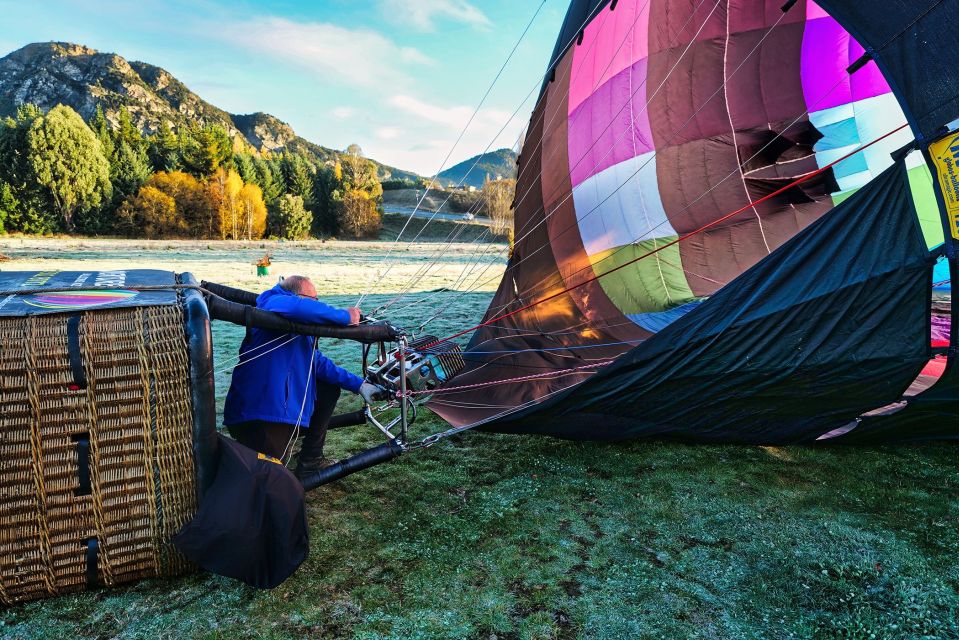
[1,236,958,639]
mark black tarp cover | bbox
[486,158,938,444]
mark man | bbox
[223,275,382,478]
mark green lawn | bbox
[1,240,958,639]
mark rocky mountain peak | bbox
[0,41,419,181]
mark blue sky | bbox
[0,0,567,175]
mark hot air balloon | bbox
[426,0,959,444]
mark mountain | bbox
[0,42,419,181]
[436,148,517,189]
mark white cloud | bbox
[375,126,402,140]
[362,94,521,175]
[221,17,433,87]
[380,0,491,31]
[388,94,511,131]
[331,106,355,119]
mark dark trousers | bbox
[228,380,342,460]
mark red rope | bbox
[428,123,910,349]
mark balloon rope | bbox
[378,0,711,317]
[403,361,607,397]
[426,122,910,349]
[355,0,547,307]
[367,0,621,313]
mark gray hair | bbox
[280,275,313,295]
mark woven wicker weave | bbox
[0,304,197,604]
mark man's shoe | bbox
[294,456,338,480]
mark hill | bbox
[0,42,419,181]
[436,148,516,189]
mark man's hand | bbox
[358,381,387,405]
[347,307,362,326]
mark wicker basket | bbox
[0,272,211,605]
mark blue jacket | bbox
[223,284,364,428]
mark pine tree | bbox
[312,164,341,237]
[252,156,282,208]
[148,125,182,172]
[183,125,232,177]
[279,152,314,206]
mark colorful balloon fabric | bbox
[430,0,959,441]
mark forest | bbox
[0,103,385,240]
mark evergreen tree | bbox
[89,105,115,160]
[115,106,145,152]
[252,155,282,208]
[234,152,256,184]
[183,125,232,177]
[279,152,313,206]
[312,164,341,237]
[0,181,16,233]
[148,125,182,172]
[111,140,152,201]
[268,193,312,240]
[27,105,112,230]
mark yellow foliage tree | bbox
[338,189,380,238]
[144,171,209,237]
[208,168,244,239]
[238,183,267,239]
[117,185,180,238]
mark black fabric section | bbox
[204,293,397,344]
[816,0,959,139]
[835,255,959,443]
[85,538,98,587]
[300,439,404,491]
[244,304,253,342]
[832,368,959,443]
[72,433,91,496]
[174,434,308,589]
[180,272,219,503]
[487,160,935,444]
[328,409,367,430]
[200,280,259,307]
[66,314,87,390]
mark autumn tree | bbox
[238,183,267,239]
[337,189,380,238]
[208,168,244,239]
[117,185,181,238]
[482,178,516,237]
[332,145,382,238]
[142,171,210,236]
[26,104,111,230]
